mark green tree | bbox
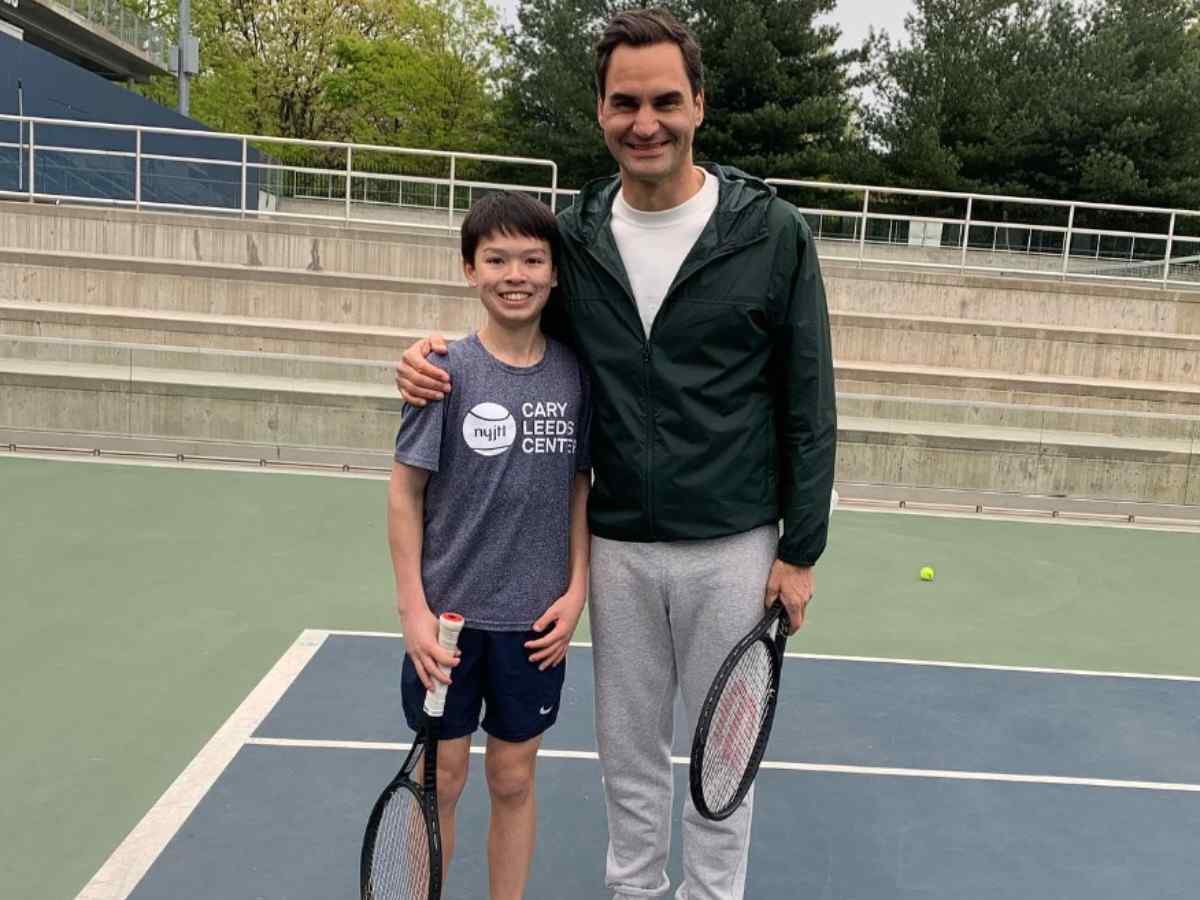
[496,0,626,187]
[868,0,1200,207]
[324,0,504,151]
[689,0,870,181]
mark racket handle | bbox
[424,612,465,717]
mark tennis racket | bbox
[689,601,790,821]
[361,612,465,900]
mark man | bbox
[395,8,836,899]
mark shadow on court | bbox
[119,634,1200,899]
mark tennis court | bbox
[3,454,1199,899]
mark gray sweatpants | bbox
[590,526,779,900]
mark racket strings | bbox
[700,642,773,813]
[366,788,431,900]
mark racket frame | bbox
[689,601,790,821]
[359,717,444,900]
[360,612,464,900]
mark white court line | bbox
[74,630,329,900]
[320,629,1200,683]
[1,450,385,480]
[245,737,1200,795]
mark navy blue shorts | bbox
[401,627,566,743]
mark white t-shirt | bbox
[610,168,720,338]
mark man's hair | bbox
[594,7,703,100]
[460,191,561,266]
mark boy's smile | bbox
[464,232,557,329]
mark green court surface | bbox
[2,455,1197,900]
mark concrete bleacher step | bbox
[831,312,1200,386]
[0,301,470,360]
[2,335,1197,507]
[0,249,481,332]
[1,201,464,281]
[837,361,1200,418]
[824,264,1200,335]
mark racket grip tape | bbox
[424,612,465,717]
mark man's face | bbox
[464,232,557,329]
[597,42,704,188]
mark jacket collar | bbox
[566,162,774,252]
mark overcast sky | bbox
[493,1,916,47]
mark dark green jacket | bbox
[547,163,836,566]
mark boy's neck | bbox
[477,319,546,367]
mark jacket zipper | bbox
[642,340,654,535]
[577,228,767,540]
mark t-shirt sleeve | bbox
[576,364,593,473]
[393,354,452,471]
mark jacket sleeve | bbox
[770,216,838,567]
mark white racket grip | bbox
[423,613,465,717]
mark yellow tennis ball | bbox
[920,566,935,582]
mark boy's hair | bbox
[460,192,561,266]
[594,7,704,100]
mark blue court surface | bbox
[86,631,1200,900]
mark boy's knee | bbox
[485,757,535,805]
[438,758,470,805]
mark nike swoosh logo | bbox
[539,706,553,715]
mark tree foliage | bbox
[868,0,1200,207]
[689,0,870,180]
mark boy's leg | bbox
[434,736,472,870]
[590,535,677,899]
[484,733,543,900]
[478,629,567,900]
[401,628,487,877]
[666,525,779,900]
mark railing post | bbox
[550,163,559,213]
[344,146,353,223]
[960,196,973,274]
[858,189,869,265]
[134,128,142,210]
[1162,212,1176,287]
[448,155,457,228]
[240,138,248,217]
[1060,205,1076,279]
[27,122,35,202]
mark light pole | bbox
[173,0,199,116]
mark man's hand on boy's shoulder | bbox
[395,334,452,408]
[525,588,587,671]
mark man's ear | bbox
[597,92,605,129]
[694,89,704,128]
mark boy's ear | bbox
[551,264,558,288]
[462,259,477,287]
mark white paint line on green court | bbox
[322,629,1200,683]
[73,629,331,900]
[244,737,1200,795]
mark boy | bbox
[387,191,591,900]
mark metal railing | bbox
[767,179,1200,291]
[52,0,169,67]
[3,111,1199,292]
[0,114,560,232]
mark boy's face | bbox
[464,232,557,329]
[597,41,703,189]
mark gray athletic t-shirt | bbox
[393,334,592,630]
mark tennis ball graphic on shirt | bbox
[462,402,516,457]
